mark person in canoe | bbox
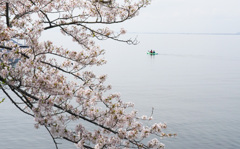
[153,50,155,53]
[150,50,153,53]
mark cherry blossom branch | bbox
[44,125,59,149]
[0,45,86,82]
[10,86,34,109]
[0,77,116,134]
[0,84,34,117]
[1,77,151,148]
[5,3,10,27]
[0,45,12,50]
[0,1,174,148]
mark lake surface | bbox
[1,34,240,149]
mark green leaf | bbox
[0,98,5,104]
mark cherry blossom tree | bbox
[0,0,175,148]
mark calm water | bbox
[1,34,240,149]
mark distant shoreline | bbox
[129,32,240,35]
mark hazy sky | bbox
[121,0,240,33]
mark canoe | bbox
[147,52,158,55]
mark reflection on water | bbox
[1,34,240,149]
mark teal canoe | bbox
[147,52,158,55]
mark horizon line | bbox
[128,32,240,35]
